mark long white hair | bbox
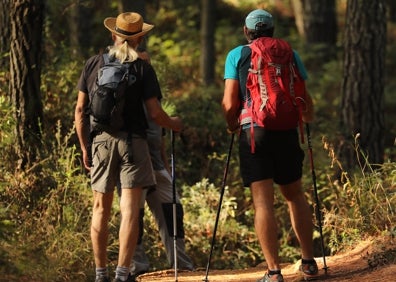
[108,35,139,63]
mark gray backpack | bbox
[88,53,137,134]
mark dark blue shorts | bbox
[239,127,304,187]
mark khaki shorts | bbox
[90,131,155,193]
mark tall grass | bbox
[321,135,396,254]
[0,113,94,280]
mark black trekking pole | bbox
[171,130,178,282]
[203,133,235,282]
[306,124,328,274]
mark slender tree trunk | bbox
[200,0,215,85]
[65,1,93,58]
[386,0,396,21]
[340,0,386,169]
[78,2,94,57]
[301,0,337,61]
[68,1,80,56]
[119,0,145,16]
[10,0,44,169]
[0,0,11,69]
[291,0,305,38]
[302,0,337,45]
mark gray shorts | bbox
[90,131,155,193]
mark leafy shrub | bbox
[182,178,260,269]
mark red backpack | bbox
[240,37,307,152]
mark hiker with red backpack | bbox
[222,9,318,282]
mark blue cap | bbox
[245,9,273,30]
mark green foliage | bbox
[0,117,94,281]
[148,5,201,79]
[181,178,260,268]
[166,85,233,186]
[0,96,17,167]
[41,53,83,133]
[1,1,396,281]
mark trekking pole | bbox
[203,133,235,282]
[171,130,178,282]
[306,124,328,274]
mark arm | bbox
[144,97,183,132]
[74,90,91,170]
[222,79,241,132]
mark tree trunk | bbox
[10,0,44,169]
[119,0,145,16]
[302,0,337,45]
[340,0,386,169]
[200,0,216,85]
[301,0,337,61]
[386,0,396,22]
[290,0,305,38]
[68,1,80,56]
[0,0,11,69]
[65,1,94,58]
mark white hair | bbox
[108,35,139,63]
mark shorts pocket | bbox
[92,140,110,168]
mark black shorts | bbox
[239,127,304,187]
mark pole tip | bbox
[323,265,329,275]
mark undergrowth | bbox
[321,135,396,254]
[1,100,395,282]
[1,3,396,281]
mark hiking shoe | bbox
[95,277,110,282]
[257,273,284,282]
[131,269,147,276]
[299,259,319,278]
[113,274,135,282]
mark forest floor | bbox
[137,236,396,282]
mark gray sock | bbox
[95,267,108,279]
[115,266,129,281]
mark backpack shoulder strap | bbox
[102,53,110,65]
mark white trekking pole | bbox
[171,130,178,281]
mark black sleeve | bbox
[141,62,163,101]
[76,54,103,94]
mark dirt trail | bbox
[137,238,396,282]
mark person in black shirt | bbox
[75,12,183,282]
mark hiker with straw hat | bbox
[103,12,154,64]
[75,12,183,282]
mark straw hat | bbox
[104,12,154,39]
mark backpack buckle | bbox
[275,65,281,76]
